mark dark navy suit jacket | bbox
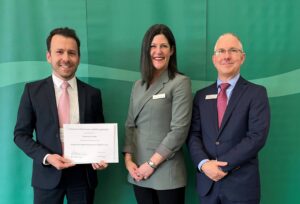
[187,76,270,201]
[14,76,104,190]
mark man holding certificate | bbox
[14,27,108,204]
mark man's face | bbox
[212,34,245,81]
[47,34,80,81]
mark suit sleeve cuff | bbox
[156,144,173,159]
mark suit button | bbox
[216,141,220,145]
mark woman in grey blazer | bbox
[123,24,192,204]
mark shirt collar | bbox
[217,73,240,88]
[52,74,76,89]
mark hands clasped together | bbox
[126,159,155,182]
[201,160,228,182]
[46,154,108,170]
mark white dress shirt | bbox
[43,74,80,164]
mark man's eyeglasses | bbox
[214,48,243,56]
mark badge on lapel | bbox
[153,93,166,99]
[205,94,217,100]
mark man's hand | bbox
[201,160,228,182]
[46,154,75,170]
[92,161,108,170]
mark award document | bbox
[64,123,119,164]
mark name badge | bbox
[153,93,166,99]
[205,94,217,99]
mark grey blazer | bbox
[123,70,192,190]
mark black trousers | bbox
[34,166,95,204]
[133,185,185,204]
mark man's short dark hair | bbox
[46,27,81,56]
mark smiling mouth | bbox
[221,62,234,65]
[59,63,72,68]
[153,56,165,61]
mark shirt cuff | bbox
[43,154,50,165]
[198,159,209,172]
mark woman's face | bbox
[150,34,173,74]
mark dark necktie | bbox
[217,83,230,128]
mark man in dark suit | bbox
[14,27,108,204]
[187,33,270,204]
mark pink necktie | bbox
[217,83,230,128]
[58,81,70,128]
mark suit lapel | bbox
[134,70,169,121]
[46,77,60,129]
[218,77,248,134]
[205,83,219,134]
[77,79,86,123]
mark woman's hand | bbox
[136,162,155,180]
[126,159,143,181]
[125,153,143,181]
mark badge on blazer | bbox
[205,94,218,99]
[153,93,166,99]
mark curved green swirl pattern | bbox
[0,61,297,98]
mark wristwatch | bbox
[147,160,157,169]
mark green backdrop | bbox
[0,0,299,203]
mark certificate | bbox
[63,123,119,164]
